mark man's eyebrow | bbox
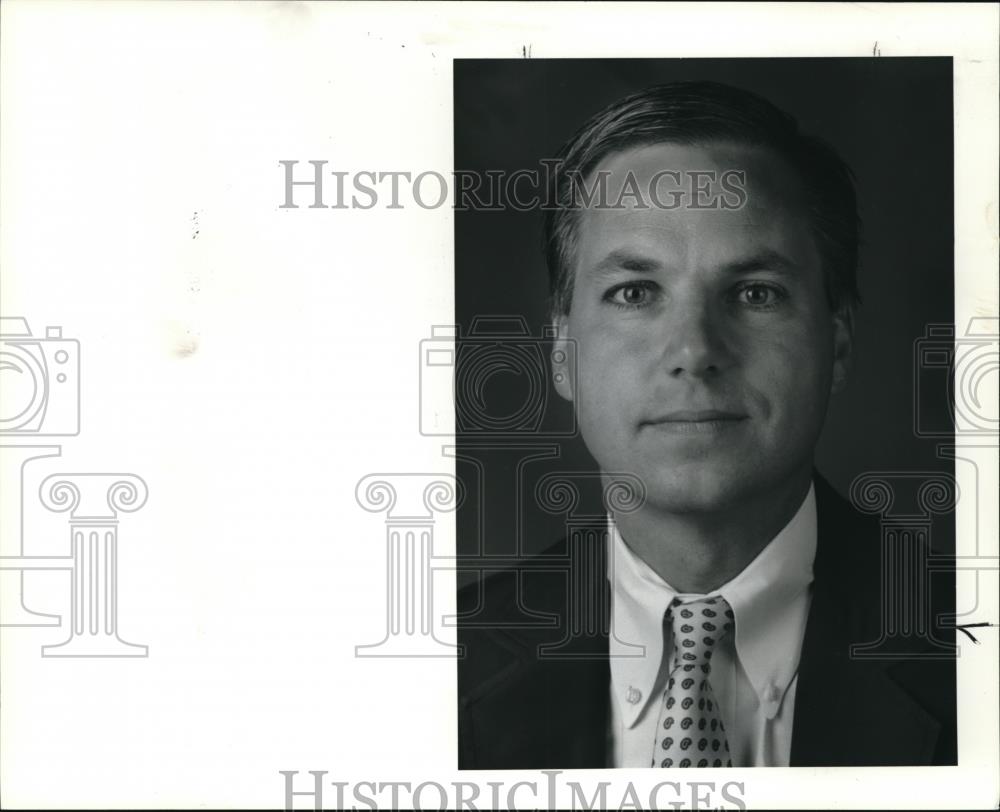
[720,250,800,275]
[590,249,662,276]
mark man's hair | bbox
[543,81,862,317]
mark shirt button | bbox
[626,686,642,704]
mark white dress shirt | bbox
[607,484,817,767]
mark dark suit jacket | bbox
[457,475,957,768]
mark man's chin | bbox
[629,456,815,518]
[635,466,760,516]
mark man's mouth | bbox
[641,410,748,433]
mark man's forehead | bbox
[573,140,817,273]
[577,205,808,253]
[590,139,806,206]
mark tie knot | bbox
[666,596,734,671]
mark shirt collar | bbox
[607,483,817,728]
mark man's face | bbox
[552,141,852,514]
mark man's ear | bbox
[830,305,854,395]
[550,314,575,403]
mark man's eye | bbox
[734,282,785,308]
[606,282,657,308]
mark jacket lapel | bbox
[790,477,943,766]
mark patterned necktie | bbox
[653,595,735,768]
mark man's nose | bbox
[659,295,733,379]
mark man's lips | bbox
[643,409,748,425]
[640,409,748,435]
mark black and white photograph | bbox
[455,58,959,770]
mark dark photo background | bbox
[453,58,954,573]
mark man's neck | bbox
[610,470,814,594]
